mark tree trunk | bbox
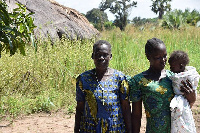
[159,9,164,19]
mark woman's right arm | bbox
[74,101,85,133]
[132,99,142,133]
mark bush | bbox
[161,9,200,29]
[104,21,115,30]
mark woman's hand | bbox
[180,79,196,108]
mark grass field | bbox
[0,25,200,118]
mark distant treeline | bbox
[86,9,200,31]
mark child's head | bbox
[168,50,189,73]
[145,38,167,71]
[92,40,112,70]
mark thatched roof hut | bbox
[6,0,100,40]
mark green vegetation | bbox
[86,2,200,31]
[132,9,200,29]
[0,0,36,57]
[161,9,200,29]
[0,0,200,119]
[0,25,200,118]
[85,8,108,31]
[99,0,137,31]
[150,0,172,19]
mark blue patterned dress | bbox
[76,69,129,133]
[127,70,174,133]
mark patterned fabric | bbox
[170,95,196,133]
[170,66,199,133]
[76,69,129,133]
[128,70,174,133]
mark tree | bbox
[150,0,172,19]
[99,0,137,31]
[0,0,36,57]
[86,8,108,31]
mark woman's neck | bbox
[144,67,166,81]
[95,67,113,81]
[148,67,163,75]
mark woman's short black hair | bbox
[93,40,112,52]
[145,38,165,56]
[168,50,189,65]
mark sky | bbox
[54,0,200,21]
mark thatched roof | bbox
[6,0,100,40]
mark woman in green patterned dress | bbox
[128,38,196,133]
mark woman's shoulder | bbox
[77,69,94,79]
[112,69,126,77]
[130,72,144,78]
[126,72,144,83]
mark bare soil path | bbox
[0,94,200,133]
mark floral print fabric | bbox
[76,69,129,133]
[128,70,174,133]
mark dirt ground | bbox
[0,95,200,133]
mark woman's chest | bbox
[139,78,174,99]
[82,78,121,101]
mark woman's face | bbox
[148,44,167,71]
[92,44,112,70]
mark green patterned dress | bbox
[128,70,174,133]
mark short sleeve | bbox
[127,75,142,102]
[76,75,85,102]
[119,74,130,100]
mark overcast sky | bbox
[54,0,200,20]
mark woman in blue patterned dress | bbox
[127,38,196,133]
[74,40,131,133]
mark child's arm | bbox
[121,99,132,133]
[74,101,85,133]
[132,100,142,133]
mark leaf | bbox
[19,41,26,56]
[0,1,36,56]
[19,23,24,33]
[6,35,14,55]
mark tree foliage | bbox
[0,0,36,57]
[85,8,108,31]
[132,17,158,26]
[151,0,172,19]
[86,8,108,24]
[99,0,137,31]
[161,9,200,29]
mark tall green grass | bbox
[0,25,200,118]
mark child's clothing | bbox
[170,66,199,133]
[76,69,129,133]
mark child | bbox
[74,40,131,133]
[168,50,199,133]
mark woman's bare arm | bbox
[132,100,142,133]
[74,101,84,133]
[121,99,132,133]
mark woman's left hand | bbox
[180,79,196,108]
